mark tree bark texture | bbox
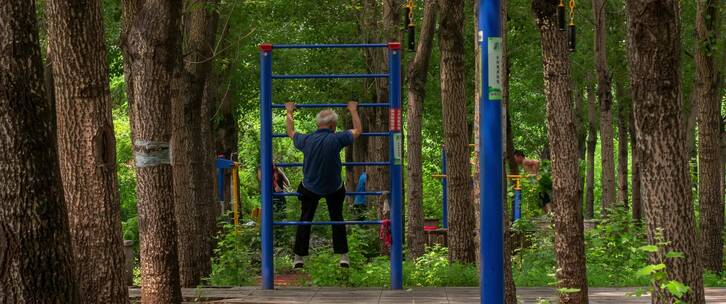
[615,83,629,208]
[405,0,437,260]
[122,0,184,302]
[695,0,723,274]
[532,1,589,302]
[625,0,705,302]
[593,0,615,215]
[439,0,475,263]
[0,0,79,302]
[45,1,130,302]
[363,0,398,237]
[585,87,597,220]
[630,107,642,223]
[172,0,218,287]
[499,0,518,301]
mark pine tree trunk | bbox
[593,0,615,215]
[585,87,597,219]
[439,0,476,263]
[695,0,723,274]
[405,0,437,260]
[630,108,642,223]
[615,83,629,208]
[499,0,518,301]
[0,1,79,301]
[172,0,218,286]
[532,1,589,302]
[370,0,398,242]
[45,1,130,302]
[625,0,705,302]
[122,1,183,302]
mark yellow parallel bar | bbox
[432,174,447,179]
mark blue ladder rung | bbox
[272,44,389,49]
[273,220,384,226]
[275,162,389,168]
[272,132,390,138]
[273,191,385,197]
[272,74,388,79]
[271,103,389,109]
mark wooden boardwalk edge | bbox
[128,287,726,303]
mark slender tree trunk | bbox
[616,83,629,208]
[0,1,79,301]
[172,0,218,286]
[625,0,705,302]
[439,0,475,263]
[45,1,130,302]
[532,1,589,302]
[630,107,642,223]
[593,0,615,215]
[122,1,183,302]
[695,0,723,274]
[499,0,518,301]
[405,0,437,260]
[585,87,597,219]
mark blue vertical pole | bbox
[441,145,448,229]
[217,167,225,203]
[513,189,521,221]
[387,42,403,290]
[479,0,503,302]
[259,43,274,290]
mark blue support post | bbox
[387,42,403,290]
[259,44,275,290]
[441,145,448,229]
[513,189,522,221]
[479,0,504,302]
[217,167,225,204]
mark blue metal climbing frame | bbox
[259,42,403,290]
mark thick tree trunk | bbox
[532,1,589,302]
[405,0,437,260]
[615,83,629,208]
[45,1,130,302]
[625,0,705,302]
[439,0,476,263]
[585,87,597,219]
[367,0,398,241]
[0,1,79,301]
[172,0,218,287]
[593,0,615,215]
[695,0,723,274]
[122,1,183,302]
[630,108,642,223]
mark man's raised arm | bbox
[285,102,296,138]
[347,101,362,139]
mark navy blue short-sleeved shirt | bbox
[293,128,355,195]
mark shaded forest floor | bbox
[127,286,726,303]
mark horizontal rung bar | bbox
[273,44,388,49]
[272,74,388,79]
[272,132,390,138]
[272,103,389,109]
[273,191,386,197]
[273,220,384,226]
[275,162,389,167]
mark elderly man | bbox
[285,101,362,268]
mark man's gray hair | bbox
[316,109,338,126]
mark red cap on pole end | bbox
[260,43,273,52]
[388,42,401,50]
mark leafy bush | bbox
[206,223,260,286]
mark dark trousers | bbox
[294,183,348,256]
